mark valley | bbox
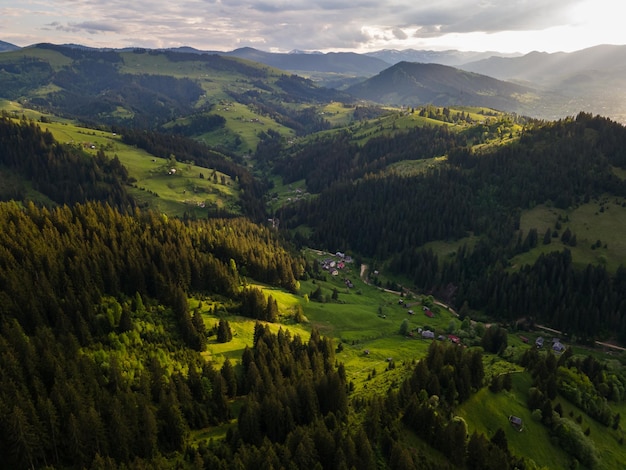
[1,42,626,469]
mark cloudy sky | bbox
[2,0,625,54]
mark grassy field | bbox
[197,249,465,394]
[0,106,245,217]
[459,357,626,470]
[192,244,626,467]
[514,199,626,272]
[457,372,572,469]
[0,47,73,69]
[118,51,298,155]
[202,100,296,154]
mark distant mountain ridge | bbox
[364,48,521,67]
[459,44,626,85]
[4,40,626,122]
[167,46,391,76]
[0,40,19,52]
[459,44,626,122]
[164,45,519,75]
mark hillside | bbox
[0,43,347,151]
[346,61,539,112]
[0,40,19,52]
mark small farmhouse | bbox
[448,334,460,344]
[509,415,523,431]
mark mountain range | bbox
[218,44,626,122]
[3,40,626,122]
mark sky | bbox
[2,0,625,54]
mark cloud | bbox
[2,0,621,53]
[392,28,408,40]
[47,21,124,35]
[403,0,585,37]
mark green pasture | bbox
[119,52,297,153]
[384,155,447,177]
[552,396,625,470]
[0,46,73,69]
[0,99,48,120]
[613,166,626,180]
[1,112,242,217]
[514,199,626,272]
[319,101,360,127]
[420,234,481,260]
[459,355,626,470]
[457,372,571,469]
[119,51,214,79]
[201,101,296,154]
[192,290,310,369]
[200,313,310,368]
[266,177,309,214]
[193,248,465,392]
[335,104,519,147]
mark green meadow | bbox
[457,372,572,469]
[194,246,626,467]
[197,250,466,393]
[0,46,73,69]
[201,100,296,153]
[0,106,244,217]
[514,198,626,272]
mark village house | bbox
[421,330,435,339]
[509,415,523,431]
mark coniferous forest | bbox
[3,44,626,469]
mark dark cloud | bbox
[46,20,124,35]
[74,21,124,33]
[392,28,408,40]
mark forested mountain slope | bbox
[3,64,626,468]
[0,44,346,136]
[0,199,304,467]
[281,112,626,341]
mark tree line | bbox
[0,115,134,207]
[276,124,467,193]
